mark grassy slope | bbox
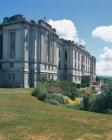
[0,90,112,140]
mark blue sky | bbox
[0,0,112,75]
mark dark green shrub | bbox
[91,94,106,113]
[45,93,64,105]
[82,96,92,111]
[59,81,79,100]
[32,82,48,101]
[32,80,80,105]
[80,84,86,88]
[38,75,48,82]
[86,83,90,87]
[91,93,112,113]
[79,88,92,111]
[91,80,112,114]
[76,84,81,88]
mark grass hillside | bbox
[0,89,112,140]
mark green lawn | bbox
[0,90,112,140]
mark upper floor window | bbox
[10,32,16,59]
[65,51,67,60]
[78,53,80,61]
[0,34,3,59]
[75,51,77,59]
[59,49,61,58]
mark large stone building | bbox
[0,15,96,88]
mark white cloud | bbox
[92,26,112,76]
[92,26,112,43]
[48,19,85,45]
[96,46,112,76]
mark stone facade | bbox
[59,40,96,84]
[0,15,96,88]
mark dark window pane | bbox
[10,32,15,58]
[12,73,15,80]
[0,35,3,59]
[59,49,60,58]
[10,62,14,68]
[65,51,67,60]
[0,63,2,70]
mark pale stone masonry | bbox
[0,15,96,88]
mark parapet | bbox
[3,14,26,24]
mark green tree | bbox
[91,79,112,113]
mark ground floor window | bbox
[0,63,2,70]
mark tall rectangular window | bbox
[12,73,15,80]
[0,34,3,59]
[75,51,77,59]
[0,63,2,70]
[64,64,67,70]
[59,49,61,58]
[78,53,80,61]
[10,32,15,58]
[65,50,67,60]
